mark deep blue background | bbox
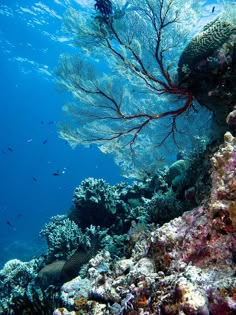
[0,0,123,267]
[0,0,221,267]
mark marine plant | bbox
[57,0,236,178]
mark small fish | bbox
[26,139,33,143]
[52,171,60,176]
[41,120,56,125]
[42,139,48,144]
[6,221,14,228]
[16,213,23,219]
[48,120,56,125]
[212,6,215,13]
[7,147,13,152]
[32,177,37,182]
[6,220,16,231]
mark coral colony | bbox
[1,0,236,314]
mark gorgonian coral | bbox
[57,0,216,178]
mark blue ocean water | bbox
[0,0,223,268]
[0,0,124,267]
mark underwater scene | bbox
[0,0,236,314]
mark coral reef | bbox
[60,229,100,283]
[70,169,206,235]
[38,226,104,287]
[9,286,60,315]
[3,4,236,315]
[70,177,156,233]
[71,178,128,231]
[1,132,236,314]
[49,132,236,315]
[0,133,223,314]
[61,276,92,308]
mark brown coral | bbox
[74,297,88,312]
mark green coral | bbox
[73,178,122,215]
[40,215,82,262]
[70,178,132,233]
[70,177,163,233]
[178,17,236,81]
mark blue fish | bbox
[52,171,60,176]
